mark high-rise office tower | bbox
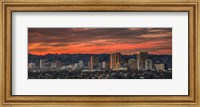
[89,55,99,70]
[136,52,148,70]
[110,53,121,70]
[137,52,153,70]
[137,60,143,70]
[137,52,148,61]
[145,59,152,70]
[40,59,46,68]
[88,62,91,69]
[79,60,84,68]
[102,61,106,69]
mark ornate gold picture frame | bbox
[0,0,199,107]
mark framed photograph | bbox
[28,27,173,79]
[0,0,199,107]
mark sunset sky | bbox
[28,28,172,55]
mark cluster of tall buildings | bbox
[29,59,85,71]
[88,52,165,71]
[136,52,152,70]
[60,60,84,70]
[28,59,62,69]
[28,51,166,72]
[88,56,99,70]
[110,53,121,70]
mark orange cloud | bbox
[28,28,172,55]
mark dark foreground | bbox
[28,70,172,79]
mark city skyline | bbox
[28,51,172,79]
[28,28,172,55]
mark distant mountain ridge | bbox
[28,53,172,68]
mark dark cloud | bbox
[29,48,49,52]
[120,46,172,54]
[28,28,172,55]
[28,28,172,45]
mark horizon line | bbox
[28,52,172,56]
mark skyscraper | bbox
[110,53,121,70]
[145,59,152,70]
[89,55,99,70]
[137,52,148,70]
[137,60,143,70]
[40,59,46,68]
[79,60,84,68]
[102,61,106,69]
[88,62,91,69]
[137,52,148,61]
